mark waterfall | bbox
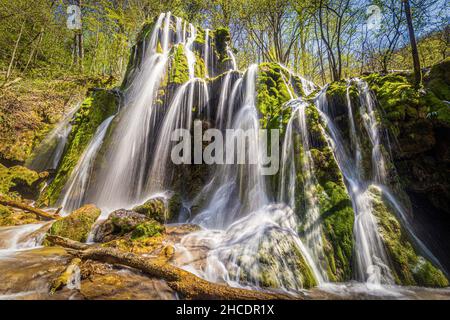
[91,13,172,210]
[175,17,183,43]
[148,78,210,192]
[355,78,387,183]
[227,47,237,71]
[26,102,81,172]
[215,71,233,129]
[185,23,197,79]
[204,29,210,78]
[170,65,322,291]
[315,88,395,285]
[59,115,115,213]
[278,98,328,283]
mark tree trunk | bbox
[403,0,421,87]
[45,235,294,300]
[5,20,25,83]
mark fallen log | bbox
[46,235,294,300]
[0,196,60,220]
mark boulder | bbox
[94,209,147,242]
[47,204,100,242]
[132,197,168,222]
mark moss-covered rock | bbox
[425,57,450,101]
[132,197,167,222]
[37,90,118,207]
[235,229,317,289]
[304,105,355,282]
[0,164,46,200]
[256,62,293,131]
[47,204,101,242]
[368,186,448,287]
[131,220,165,239]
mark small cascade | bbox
[148,78,210,192]
[355,78,387,183]
[315,89,394,286]
[26,102,81,171]
[204,29,210,78]
[0,223,49,253]
[59,115,115,213]
[227,47,237,71]
[175,17,183,43]
[299,76,317,96]
[185,23,197,79]
[345,80,362,176]
[278,99,328,283]
[215,71,233,129]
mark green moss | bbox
[194,54,206,79]
[169,44,189,85]
[426,57,450,101]
[47,204,101,243]
[0,164,42,199]
[256,62,293,131]
[131,220,164,239]
[369,186,449,287]
[132,197,167,223]
[38,90,118,207]
[213,28,231,63]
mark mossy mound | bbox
[368,186,448,287]
[0,164,46,200]
[132,197,167,223]
[37,89,118,207]
[233,229,317,289]
[256,62,293,131]
[47,204,101,243]
[131,220,165,239]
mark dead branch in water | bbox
[46,235,294,300]
[0,196,60,220]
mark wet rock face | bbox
[94,209,147,242]
[47,204,101,242]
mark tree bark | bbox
[5,20,25,83]
[45,235,294,300]
[403,0,421,87]
[0,196,60,220]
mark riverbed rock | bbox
[47,204,100,242]
[132,197,169,222]
[94,209,147,242]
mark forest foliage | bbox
[0,0,448,86]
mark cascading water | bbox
[148,78,210,192]
[90,13,172,210]
[26,102,81,172]
[204,29,210,78]
[316,87,395,285]
[227,47,237,71]
[185,24,197,79]
[278,98,328,282]
[355,79,387,183]
[172,65,323,291]
[59,115,115,213]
